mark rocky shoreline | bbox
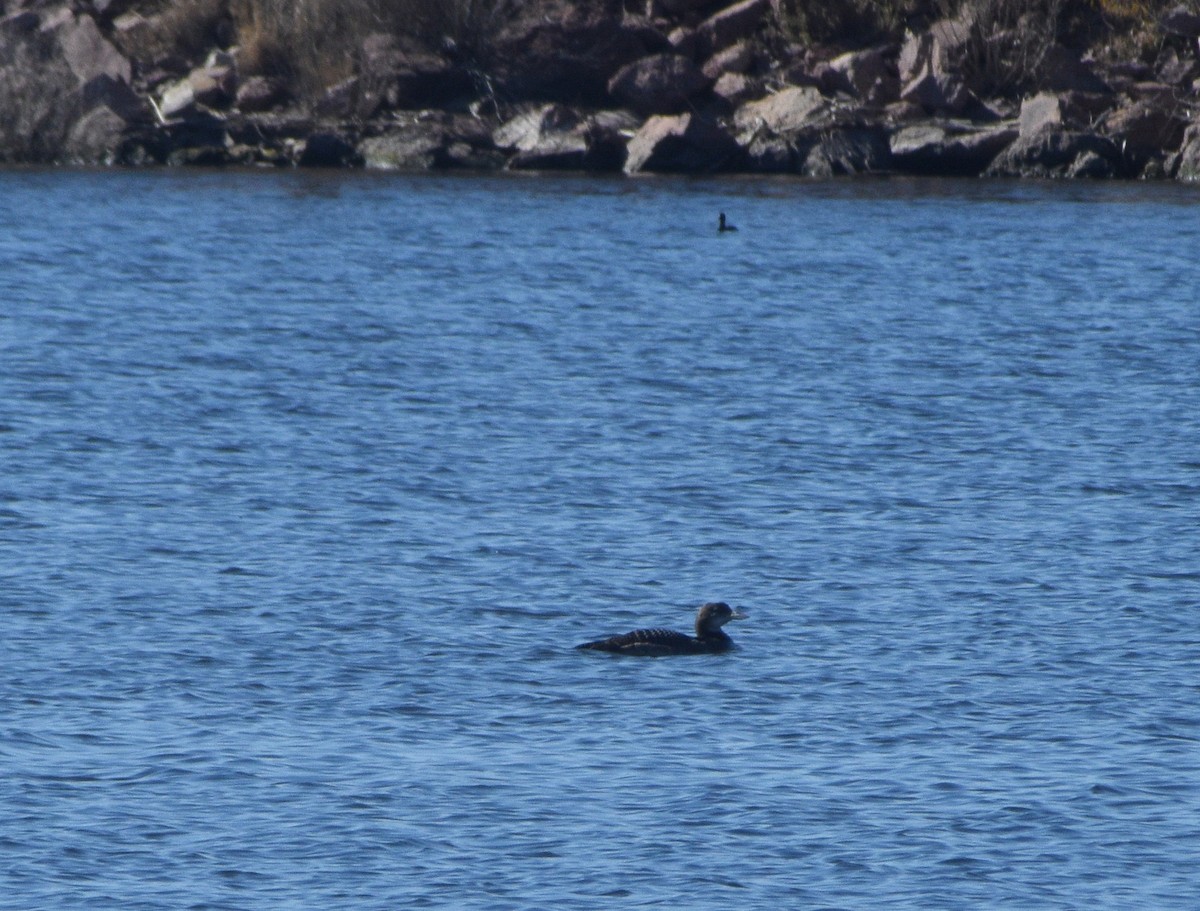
[4,0,1200,180]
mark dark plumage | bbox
[575,602,747,656]
[718,212,737,233]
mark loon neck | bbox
[695,626,731,643]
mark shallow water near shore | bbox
[2,169,1199,910]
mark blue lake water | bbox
[2,169,1199,910]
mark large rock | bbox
[1100,97,1188,161]
[360,124,446,170]
[360,113,501,171]
[1018,91,1067,136]
[62,104,128,164]
[499,106,633,171]
[1039,44,1110,94]
[488,4,668,104]
[800,126,890,177]
[1161,4,1200,37]
[623,112,740,173]
[59,12,131,85]
[235,75,286,113]
[901,68,972,115]
[890,121,1017,175]
[898,19,974,115]
[493,103,592,169]
[1017,90,1115,137]
[821,46,899,104]
[0,10,141,163]
[702,41,754,80]
[607,53,710,114]
[693,0,771,59]
[985,129,1123,178]
[494,104,581,151]
[734,85,827,134]
[357,33,472,116]
[1172,123,1200,180]
[738,114,889,175]
[712,71,759,107]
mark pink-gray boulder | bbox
[487,3,668,105]
[890,122,1017,175]
[0,10,143,163]
[623,112,740,173]
[607,53,711,114]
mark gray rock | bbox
[985,129,1122,178]
[693,0,771,59]
[1171,123,1200,180]
[734,85,827,134]
[235,76,285,113]
[58,12,130,85]
[823,46,898,104]
[0,11,144,162]
[741,132,794,172]
[488,6,668,105]
[607,53,710,114]
[492,102,603,170]
[1,10,40,36]
[189,64,235,109]
[493,104,581,151]
[509,132,591,169]
[360,127,445,170]
[890,121,1017,175]
[901,69,971,115]
[361,113,499,171]
[623,112,740,173]
[1018,92,1066,137]
[315,77,358,118]
[800,126,890,177]
[1101,97,1188,160]
[63,104,127,163]
[712,71,758,107]
[358,33,472,115]
[1039,44,1110,94]
[1161,4,1200,37]
[702,41,754,80]
[1067,149,1117,178]
[898,19,974,114]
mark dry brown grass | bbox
[127,0,229,65]
[955,0,1065,96]
[228,0,502,102]
[777,0,922,45]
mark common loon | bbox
[718,212,737,232]
[575,602,746,656]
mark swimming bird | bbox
[575,602,747,656]
[718,212,738,232]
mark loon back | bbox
[575,626,731,657]
[575,602,745,656]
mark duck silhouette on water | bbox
[718,212,738,232]
[576,602,747,656]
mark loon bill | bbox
[575,602,746,656]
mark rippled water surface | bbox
[2,170,1199,910]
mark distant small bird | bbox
[718,212,738,233]
[576,602,747,656]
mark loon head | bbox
[695,601,746,637]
